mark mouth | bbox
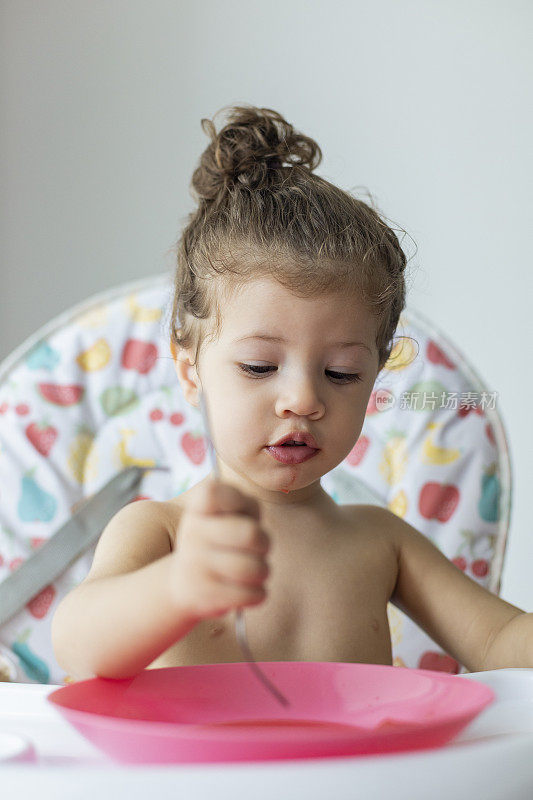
[265,433,320,465]
[270,432,319,449]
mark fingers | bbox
[188,478,262,521]
[199,515,270,555]
[206,549,270,588]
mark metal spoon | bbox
[198,390,290,708]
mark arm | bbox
[381,508,527,672]
[51,499,198,681]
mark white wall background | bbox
[1,1,532,607]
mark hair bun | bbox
[191,105,322,201]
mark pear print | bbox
[12,630,50,683]
[100,386,140,417]
[17,469,57,522]
[405,380,447,411]
[388,490,408,517]
[25,341,60,371]
[478,463,500,523]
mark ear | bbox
[170,339,200,407]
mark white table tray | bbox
[2,669,533,800]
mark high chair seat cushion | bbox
[0,273,511,685]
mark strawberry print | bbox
[418,651,460,674]
[346,435,370,466]
[181,431,206,465]
[26,421,58,456]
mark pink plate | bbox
[47,662,494,764]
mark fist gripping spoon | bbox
[198,390,290,708]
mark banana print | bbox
[422,422,461,465]
[114,429,156,469]
[67,426,98,483]
[379,430,408,486]
[126,293,162,323]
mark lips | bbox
[271,431,319,449]
[266,431,320,465]
[266,445,319,464]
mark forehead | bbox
[220,277,377,343]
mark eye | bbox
[327,370,363,384]
[238,364,362,384]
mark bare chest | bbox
[148,505,397,670]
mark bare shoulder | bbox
[344,503,401,550]
[83,497,178,583]
[162,494,186,549]
[343,503,400,599]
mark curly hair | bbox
[169,104,411,371]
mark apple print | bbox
[181,431,206,465]
[418,651,460,674]
[419,482,460,522]
[427,341,455,369]
[346,435,370,466]
[122,339,158,375]
[26,422,58,456]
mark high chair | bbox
[0,272,511,685]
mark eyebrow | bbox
[232,333,374,355]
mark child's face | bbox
[176,276,380,506]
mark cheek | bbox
[213,396,260,440]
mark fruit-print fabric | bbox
[0,273,511,685]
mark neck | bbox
[211,463,335,517]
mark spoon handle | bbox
[198,391,290,708]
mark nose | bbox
[274,370,325,418]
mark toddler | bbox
[52,105,529,681]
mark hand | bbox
[169,478,271,620]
